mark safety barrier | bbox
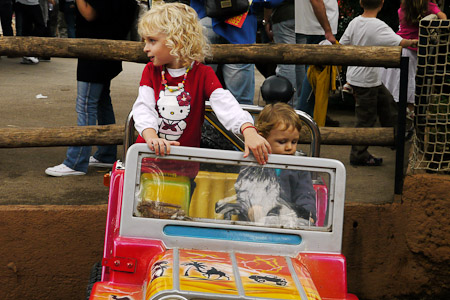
[0,36,407,193]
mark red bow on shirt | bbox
[162,122,177,131]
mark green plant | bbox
[337,0,362,39]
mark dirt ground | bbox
[1,56,449,299]
[343,173,450,299]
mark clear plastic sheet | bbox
[134,156,328,230]
[233,166,316,228]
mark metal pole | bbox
[123,111,135,164]
[394,56,409,195]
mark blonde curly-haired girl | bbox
[132,3,271,164]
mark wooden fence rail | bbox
[0,37,400,149]
[0,36,402,67]
[0,125,394,148]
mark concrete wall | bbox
[0,174,449,300]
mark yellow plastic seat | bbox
[140,173,191,213]
[189,171,239,219]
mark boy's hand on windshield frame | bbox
[241,124,272,165]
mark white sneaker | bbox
[89,156,114,168]
[21,57,39,64]
[45,164,86,177]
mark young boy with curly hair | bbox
[234,103,317,227]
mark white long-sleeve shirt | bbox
[132,62,253,147]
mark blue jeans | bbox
[200,17,255,105]
[295,34,324,116]
[64,1,76,38]
[272,19,298,106]
[64,81,117,172]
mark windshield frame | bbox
[120,144,346,256]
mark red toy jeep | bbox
[87,103,357,300]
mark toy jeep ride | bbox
[87,137,357,299]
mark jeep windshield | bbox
[123,145,337,232]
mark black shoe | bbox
[325,116,340,127]
[350,155,383,166]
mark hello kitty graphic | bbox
[157,89,191,141]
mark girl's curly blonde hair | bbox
[138,2,211,68]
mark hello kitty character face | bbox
[157,89,191,121]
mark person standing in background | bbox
[339,0,418,167]
[263,0,297,106]
[60,0,76,38]
[46,0,59,37]
[38,0,56,61]
[0,0,14,36]
[381,0,446,120]
[15,0,53,64]
[294,0,338,116]
[45,0,137,176]
[190,0,263,105]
